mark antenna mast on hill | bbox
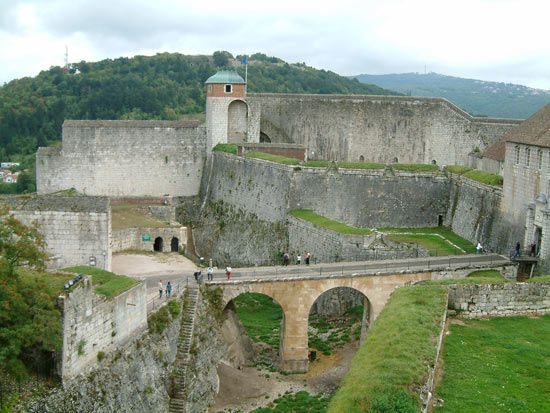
[64,45,69,73]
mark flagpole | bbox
[245,58,248,93]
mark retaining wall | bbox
[59,278,147,381]
[111,227,187,253]
[447,282,550,318]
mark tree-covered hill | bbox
[0,51,397,165]
[352,72,550,119]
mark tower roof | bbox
[205,70,246,85]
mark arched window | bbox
[359,155,365,162]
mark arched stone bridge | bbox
[207,254,513,372]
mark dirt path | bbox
[210,341,358,412]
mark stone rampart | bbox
[59,278,147,381]
[247,94,520,166]
[37,120,206,197]
[447,282,550,318]
[4,196,111,270]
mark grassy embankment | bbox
[289,209,475,255]
[328,285,448,412]
[426,269,509,286]
[251,390,331,413]
[445,165,503,186]
[435,315,550,412]
[63,266,138,298]
[111,204,171,230]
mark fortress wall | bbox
[247,94,519,166]
[448,283,550,318]
[291,168,450,228]
[6,196,111,270]
[111,227,187,253]
[207,152,294,222]
[37,121,206,197]
[59,279,147,381]
[446,175,520,255]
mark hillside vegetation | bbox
[353,72,550,119]
[0,51,396,168]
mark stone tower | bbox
[205,70,248,151]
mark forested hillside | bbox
[353,72,550,119]
[0,51,395,167]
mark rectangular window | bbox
[224,84,232,93]
[538,149,543,170]
[515,145,520,165]
[526,148,531,167]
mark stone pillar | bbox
[278,305,309,373]
[524,202,535,247]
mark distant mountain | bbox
[352,72,550,119]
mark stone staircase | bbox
[169,286,200,413]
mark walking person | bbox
[158,280,163,299]
[226,266,232,280]
[283,252,289,266]
[166,281,172,298]
[515,241,521,258]
[296,254,301,265]
[476,241,483,255]
[207,266,214,281]
[305,252,311,265]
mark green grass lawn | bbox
[111,204,171,230]
[383,226,476,255]
[328,285,448,412]
[63,266,139,298]
[289,209,371,235]
[244,151,301,165]
[444,165,473,174]
[252,391,331,413]
[212,143,238,154]
[463,169,503,186]
[435,315,550,413]
[17,268,74,294]
[527,274,550,283]
[234,292,283,349]
[391,163,439,172]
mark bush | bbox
[167,299,181,317]
[97,351,105,362]
[148,306,171,335]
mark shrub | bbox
[167,299,181,317]
[97,351,105,362]
[148,306,171,335]
[77,339,86,356]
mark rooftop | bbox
[503,104,550,148]
[205,70,246,85]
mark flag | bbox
[240,56,248,65]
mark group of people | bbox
[283,251,312,266]
[193,266,230,282]
[158,280,172,298]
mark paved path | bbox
[207,254,510,283]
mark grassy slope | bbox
[63,266,138,298]
[111,204,171,230]
[289,209,371,235]
[328,285,448,412]
[383,226,476,255]
[426,269,510,286]
[435,315,550,412]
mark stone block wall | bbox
[5,196,111,270]
[247,94,519,166]
[111,227,187,253]
[447,282,550,318]
[37,120,206,197]
[59,278,147,381]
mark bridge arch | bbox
[309,286,372,344]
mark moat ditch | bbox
[211,291,366,412]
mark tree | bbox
[0,206,46,278]
[212,50,233,67]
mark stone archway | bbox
[153,237,163,252]
[221,292,284,369]
[227,100,248,143]
[171,237,179,252]
[260,132,271,143]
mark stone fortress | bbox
[24,69,550,271]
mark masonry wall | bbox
[111,227,187,253]
[447,282,550,318]
[37,120,206,197]
[6,196,111,270]
[247,94,520,166]
[59,279,147,381]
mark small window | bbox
[515,145,520,165]
[526,148,531,167]
[538,149,543,170]
[359,155,365,162]
[225,84,232,93]
[207,85,212,93]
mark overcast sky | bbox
[1,0,549,89]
